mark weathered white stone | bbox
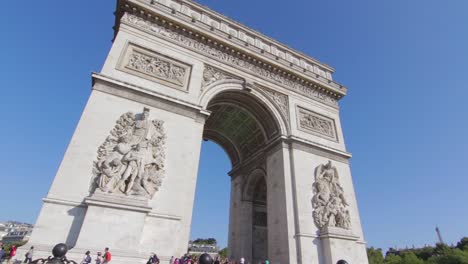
[20,1,369,264]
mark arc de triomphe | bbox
[25,1,369,263]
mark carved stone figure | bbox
[312,161,351,229]
[91,107,166,198]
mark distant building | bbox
[0,221,33,244]
[188,241,219,257]
[0,223,8,239]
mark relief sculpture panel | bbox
[297,106,337,141]
[90,107,166,199]
[118,43,192,91]
[312,161,351,230]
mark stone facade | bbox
[22,0,369,264]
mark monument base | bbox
[319,226,367,264]
[68,192,152,264]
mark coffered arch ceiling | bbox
[203,91,280,167]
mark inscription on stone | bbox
[118,43,191,91]
[297,107,337,141]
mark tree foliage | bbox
[367,237,468,264]
[218,247,228,258]
[368,247,384,264]
[192,238,217,245]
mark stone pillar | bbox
[265,142,298,264]
[287,141,369,264]
[26,78,208,263]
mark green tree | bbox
[193,238,217,245]
[457,237,468,251]
[367,247,384,264]
[400,252,424,264]
[385,254,402,264]
[428,248,468,264]
[218,247,228,258]
[413,246,434,261]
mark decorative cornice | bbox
[117,0,342,84]
[119,11,342,108]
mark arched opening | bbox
[203,90,281,167]
[191,88,282,261]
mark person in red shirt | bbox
[7,245,17,264]
[103,248,111,264]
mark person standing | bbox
[169,256,174,264]
[0,246,5,262]
[103,248,111,264]
[24,246,34,263]
[95,252,103,264]
[81,251,92,264]
[7,245,17,264]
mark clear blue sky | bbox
[1,0,467,251]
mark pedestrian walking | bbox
[0,246,5,262]
[95,252,103,264]
[81,251,92,264]
[7,245,17,264]
[103,248,111,264]
[24,246,34,263]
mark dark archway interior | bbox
[203,91,280,167]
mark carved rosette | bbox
[91,107,166,199]
[202,64,241,90]
[312,161,351,230]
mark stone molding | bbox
[85,193,152,213]
[318,227,359,241]
[92,73,211,122]
[296,106,338,142]
[117,43,192,91]
[133,0,335,80]
[42,197,86,208]
[289,139,350,164]
[147,212,182,221]
[119,12,342,108]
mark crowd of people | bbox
[149,254,268,264]
[80,247,112,264]
[0,245,34,264]
[0,245,270,264]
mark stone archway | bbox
[24,1,369,263]
[201,88,282,262]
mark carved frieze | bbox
[121,13,339,107]
[312,161,351,230]
[297,106,337,141]
[260,87,289,123]
[118,43,191,91]
[91,107,166,199]
[202,64,241,89]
